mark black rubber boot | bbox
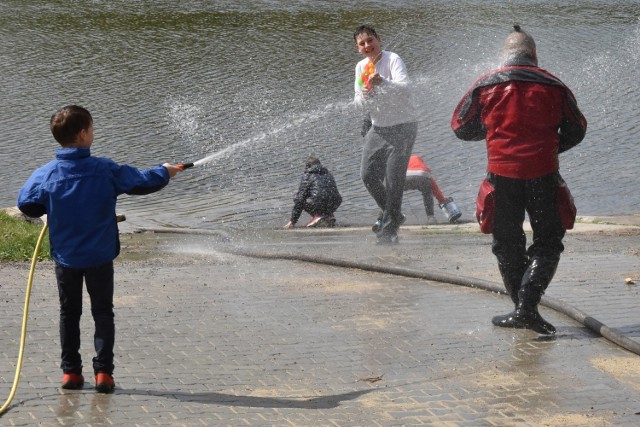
[515,256,560,335]
[491,310,520,327]
[524,309,556,335]
[496,256,529,306]
[491,308,556,335]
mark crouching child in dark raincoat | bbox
[284,157,342,228]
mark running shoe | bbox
[372,213,405,233]
[95,372,115,394]
[61,372,84,390]
[306,215,324,227]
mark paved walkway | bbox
[0,215,639,426]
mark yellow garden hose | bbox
[0,222,48,416]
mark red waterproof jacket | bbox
[407,154,431,174]
[451,57,587,179]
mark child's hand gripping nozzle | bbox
[357,61,376,90]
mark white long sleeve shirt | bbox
[354,50,418,127]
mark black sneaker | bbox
[372,214,405,233]
[372,218,383,233]
[316,215,336,228]
[325,215,336,227]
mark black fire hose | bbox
[226,248,640,356]
[133,226,640,356]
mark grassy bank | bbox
[0,211,50,261]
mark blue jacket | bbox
[17,147,170,268]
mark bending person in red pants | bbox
[404,154,461,224]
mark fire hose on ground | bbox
[140,224,640,356]
[224,247,640,356]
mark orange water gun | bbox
[357,61,375,90]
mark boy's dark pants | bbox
[303,196,342,217]
[490,173,565,310]
[55,261,115,376]
[361,122,417,237]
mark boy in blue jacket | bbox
[17,105,183,393]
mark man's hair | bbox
[353,25,378,42]
[50,105,93,146]
[305,156,321,169]
[503,24,536,59]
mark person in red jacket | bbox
[451,25,587,335]
[404,154,460,224]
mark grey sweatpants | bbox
[361,121,417,237]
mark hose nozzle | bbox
[177,162,194,170]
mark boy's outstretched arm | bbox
[121,162,181,195]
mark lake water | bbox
[1,0,638,231]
